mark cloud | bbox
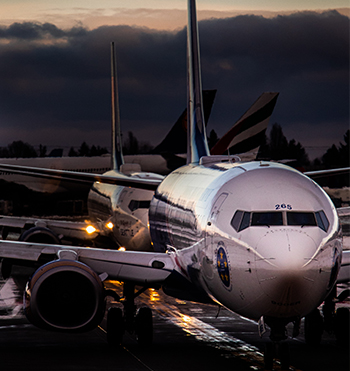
[0,10,348,159]
[0,22,87,40]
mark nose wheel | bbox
[264,341,290,371]
[263,318,290,370]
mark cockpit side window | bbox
[287,212,317,227]
[129,200,151,212]
[315,210,330,232]
[231,210,243,231]
[251,212,283,226]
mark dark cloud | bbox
[0,11,348,159]
[0,22,87,40]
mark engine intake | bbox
[24,260,106,332]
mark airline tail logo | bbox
[211,92,279,156]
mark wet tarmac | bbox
[0,215,348,371]
[0,270,348,371]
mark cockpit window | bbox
[240,212,251,231]
[251,212,283,226]
[315,210,330,232]
[287,212,316,227]
[231,210,243,231]
[128,200,151,212]
[231,209,330,232]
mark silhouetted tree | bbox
[0,141,37,158]
[39,144,47,157]
[125,131,139,155]
[78,142,90,157]
[68,147,78,157]
[257,123,309,166]
[317,130,349,187]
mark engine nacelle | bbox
[24,260,106,332]
[20,227,61,244]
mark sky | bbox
[0,1,348,160]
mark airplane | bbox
[0,89,276,196]
[0,1,348,369]
[0,89,217,197]
[0,52,279,251]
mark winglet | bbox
[187,0,210,164]
[110,42,124,171]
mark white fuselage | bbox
[88,170,161,251]
[149,160,342,321]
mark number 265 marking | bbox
[275,204,292,210]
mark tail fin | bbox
[210,92,279,157]
[152,89,216,155]
[110,42,124,170]
[187,0,210,164]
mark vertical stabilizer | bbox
[211,92,279,157]
[187,0,210,164]
[110,42,124,170]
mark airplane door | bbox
[209,193,228,225]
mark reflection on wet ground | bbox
[0,268,348,371]
[0,216,348,371]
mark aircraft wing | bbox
[0,163,161,191]
[0,215,99,242]
[304,167,350,179]
[0,240,175,285]
[338,250,350,283]
[338,206,350,217]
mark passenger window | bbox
[251,212,283,226]
[231,210,243,231]
[315,211,329,232]
[239,212,251,231]
[128,200,151,212]
[287,212,316,226]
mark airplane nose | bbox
[256,229,318,270]
[254,229,319,317]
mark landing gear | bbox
[304,308,323,346]
[136,307,153,346]
[107,307,124,346]
[263,318,290,371]
[106,282,153,347]
[334,307,350,346]
[264,341,290,370]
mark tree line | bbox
[0,125,348,175]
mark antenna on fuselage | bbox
[187,0,210,164]
[110,41,124,171]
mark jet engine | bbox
[24,259,106,332]
[19,226,61,244]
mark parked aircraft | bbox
[0,1,348,369]
[0,51,278,250]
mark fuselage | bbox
[88,170,162,251]
[149,160,342,321]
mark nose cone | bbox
[255,229,319,317]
